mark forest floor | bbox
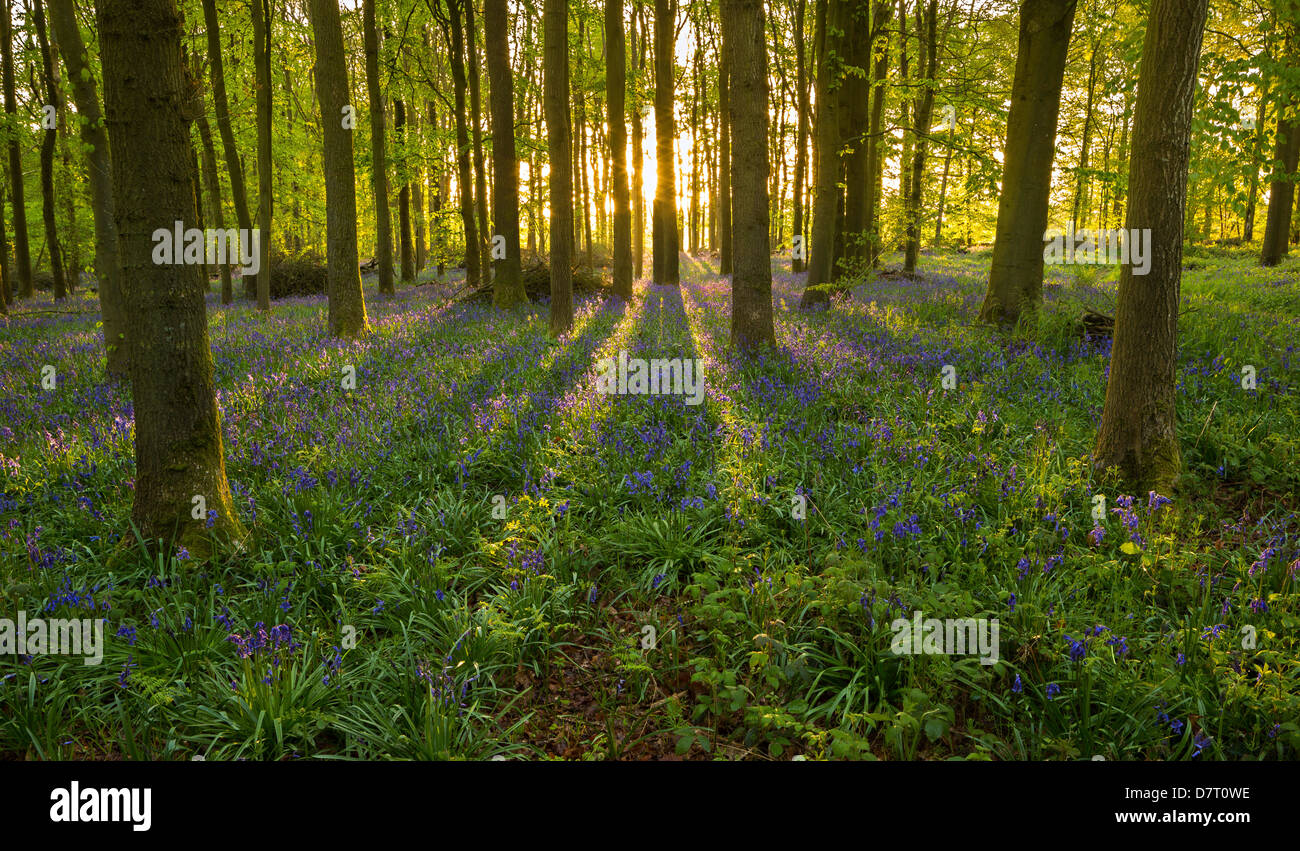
[1,246,1298,760]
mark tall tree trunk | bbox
[652,0,680,284]
[1071,37,1100,230]
[0,162,9,311]
[200,0,256,301]
[465,0,492,281]
[99,0,243,552]
[902,0,938,274]
[689,24,702,256]
[1243,87,1267,242]
[800,0,845,308]
[865,0,892,266]
[32,0,67,301]
[395,97,415,281]
[791,0,810,274]
[841,0,873,266]
[544,0,573,333]
[444,0,482,290]
[1261,108,1300,265]
[1262,25,1300,267]
[607,0,633,298]
[1,1,31,299]
[718,22,733,275]
[632,7,646,279]
[724,0,775,351]
[308,0,369,337]
[429,98,447,278]
[896,0,911,241]
[1093,0,1208,493]
[1111,87,1132,225]
[196,115,233,304]
[977,0,1077,327]
[413,139,426,272]
[486,0,525,305]
[934,142,953,241]
[251,0,272,309]
[363,0,395,294]
[48,0,128,372]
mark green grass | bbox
[1,249,1297,760]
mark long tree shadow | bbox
[453,291,633,496]
[507,273,719,524]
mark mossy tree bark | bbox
[723,0,775,352]
[1093,0,1209,494]
[363,0,395,295]
[718,30,732,277]
[607,0,634,299]
[486,0,526,306]
[32,0,68,302]
[902,0,938,274]
[395,96,415,282]
[465,0,492,283]
[977,0,1077,328]
[48,0,129,374]
[652,0,680,285]
[308,0,370,338]
[864,0,893,267]
[544,0,574,334]
[251,0,273,310]
[440,0,482,291]
[1,1,32,299]
[1262,19,1300,268]
[200,0,256,302]
[799,0,846,309]
[99,0,244,553]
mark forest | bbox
[0,0,1297,765]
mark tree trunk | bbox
[362,0,395,294]
[484,0,525,305]
[800,0,845,308]
[429,98,447,278]
[308,0,369,337]
[902,0,938,274]
[1260,109,1300,265]
[0,162,9,311]
[977,0,1077,327]
[1243,87,1267,242]
[48,0,128,372]
[724,0,775,351]
[251,0,273,309]
[653,0,680,284]
[632,8,646,279]
[1093,0,1208,494]
[841,1,872,267]
[99,0,244,552]
[200,0,256,301]
[718,20,733,276]
[32,0,67,301]
[1,1,32,299]
[607,0,634,298]
[544,0,574,334]
[195,115,233,304]
[1071,37,1100,230]
[395,97,415,281]
[865,0,892,266]
[443,0,482,291]
[465,0,492,281]
[1262,27,1300,268]
[791,0,810,274]
[689,25,702,256]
